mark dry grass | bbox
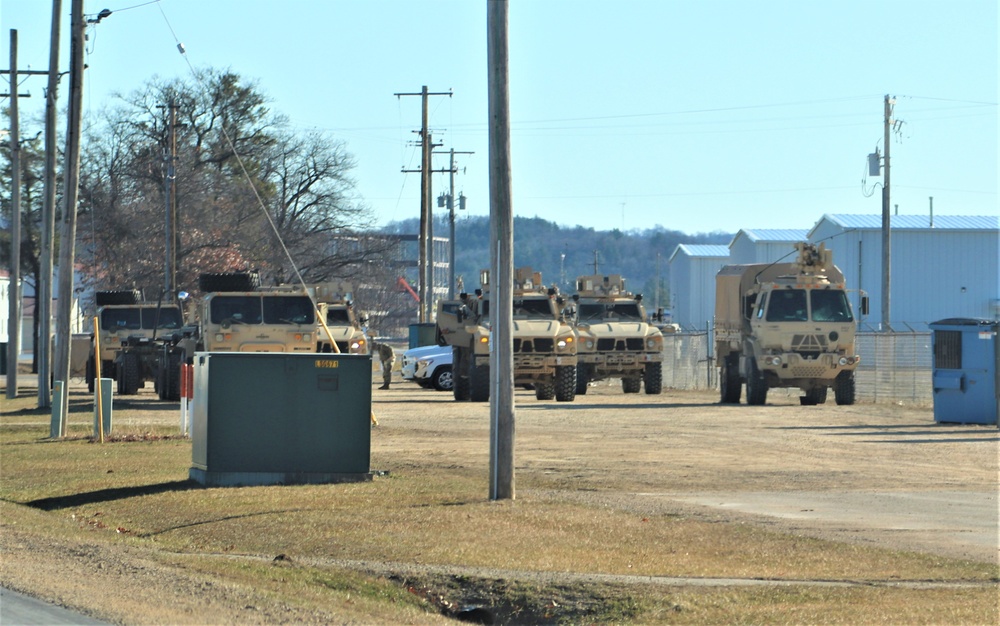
[2,386,997,624]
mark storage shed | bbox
[728,229,810,264]
[669,244,730,331]
[808,214,999,330]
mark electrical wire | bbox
[153,2,311,294]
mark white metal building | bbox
[728,229,809,264]
[808,214,999,330]
[668,244,729,331]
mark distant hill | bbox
[383,215,732,309]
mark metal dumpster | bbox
[929,318,998,425]
[190,352,373,486]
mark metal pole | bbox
[7,29,22,398]
[39,0,62,408]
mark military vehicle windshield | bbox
[810,289,853,322]
[577,302,643,322]
[513,297,554,319]
[326,307,352,324]
[765,289,808,322]
[101,307,183,331]
[211,295,314,325]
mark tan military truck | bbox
[571,274,664,394]
[86,290,186,396]
[436,267,578,402]
[194,272,318,354]
[714,242,861,406]
[312,281,369,355]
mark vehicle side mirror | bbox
[860,294,869,317]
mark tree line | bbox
[2,67,730,350]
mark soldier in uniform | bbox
[370,339,395,389]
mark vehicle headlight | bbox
[839,357,848,366]
[585,340,595,349]
[416,359,430,368]
[647,337,661,349]
[764,356,782,366]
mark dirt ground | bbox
[369,379,998,565]
[1,374,998,624]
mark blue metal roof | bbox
[820,214,998,231]
[738,228,810,242]
[674,244,730,258]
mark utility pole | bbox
[592,250,600,274]
[487,0,514,501]
[395,86,451,322]
[435,148,473,299]
[881,94,893,331]
[39,0,63,408]
[6,30,22,398]
[54,0,87,434]
[161,100,180,295]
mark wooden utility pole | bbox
[487,0,515,501]
[163,100,179,295]
[6,29,21,398]
[881,94,893,331]
[395,86,451,322]
[433,147,474,300]
[39,0,63,408]
[54,0,86,434]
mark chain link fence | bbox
[660,330,933,406]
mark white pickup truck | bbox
[399,344,454,391]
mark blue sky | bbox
[2,0,996,235]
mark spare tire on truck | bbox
[198,271,260,293]
[95,290,141,306]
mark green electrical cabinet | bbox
[190,353,373,487]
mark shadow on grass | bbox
[26,479,200,511]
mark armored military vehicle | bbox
[572,274,664,394]
[714,242,862,406]
[437,267,577,402]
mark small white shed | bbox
[669,244,730,331]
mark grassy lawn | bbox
[2,389,997,624]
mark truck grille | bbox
[791,334,828,351]
[597,338,645,351]
[514,338,554,353]
[792,365,829,378]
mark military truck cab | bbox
[571,274,664,394]
[715,243,861,406]
[436,267,578,402]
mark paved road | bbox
[0,587,107,625]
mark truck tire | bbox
[159,352,182,401]
[622,377,641,394]
[834,371,856,406]
[720,355,742,403]
[534,378,555,400]
[431,365,454,392]
[86,355,96,393]
[575,364,590,395]
[469,361,490,402]
[452,347,470,401]
[800,387,827,406]
[95,290,141,306]
[198,271,260,293]
[745,358,768,406]
[118,352,141,395]
[555,365,576,402]
[643,362,663,395]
